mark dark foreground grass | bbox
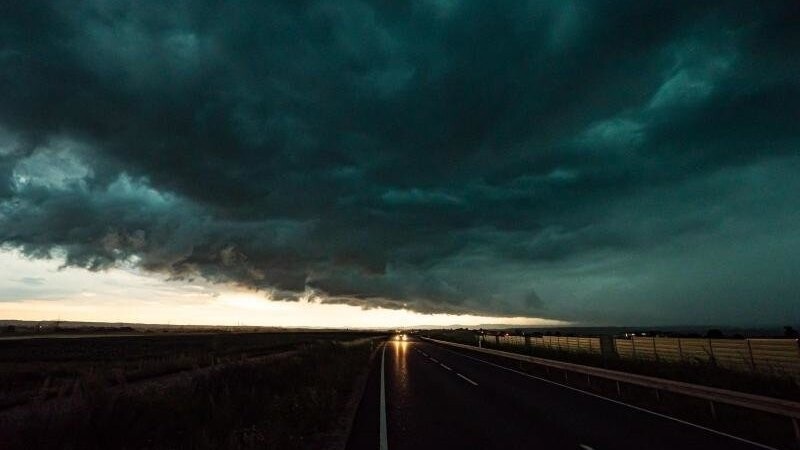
[0,339,376,450]
[0,332,377,410]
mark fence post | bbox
[616,380,622,397]
[746,339,755,371]
[631,337,637,359]
[678,338,684,362]
[652,338,658,360]
[708,338,716,364]
[709,400,717,420]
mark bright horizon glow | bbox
[0,250,566,329]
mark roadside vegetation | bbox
[0,332,377,410]
[0,335,379,449]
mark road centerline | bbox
[456,372,479,386]
[429,342,778,450]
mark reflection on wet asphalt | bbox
[348,337,773,450]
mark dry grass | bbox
[0,338,378,450]
[0,332,377,411]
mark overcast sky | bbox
[1,1,799,327]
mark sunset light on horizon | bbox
[0,250,564,328]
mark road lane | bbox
[384,338,578,450]
[348,337,776,449]
[419,340,776,450]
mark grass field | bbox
[0,331,379,411]
[0,332,383,449]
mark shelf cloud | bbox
[1,1,799,324]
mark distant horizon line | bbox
[1,318,794,332]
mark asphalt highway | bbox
[346,336,777,450]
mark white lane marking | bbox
[379,343,388,450]
[430,357,439,363]
[432,344,778,450]
[421,352,428,356]
[440,363,452,371]
[456,372,479,386]
[579,445,595,450]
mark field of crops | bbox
[0,332,380,412]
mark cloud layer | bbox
[1,1,799,324]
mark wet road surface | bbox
[346,337,776,450]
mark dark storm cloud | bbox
[1,1,799,323]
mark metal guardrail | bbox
[422,336,800,443]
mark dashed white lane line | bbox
[579,445,595,450]
[440,363,452,371]
[431,343,778,450]
[430,357,439,363]
[456,372,479,386]
[421,352,428,356]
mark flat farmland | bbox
[0,331,384,449]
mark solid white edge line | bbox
[379,343,388,450]
[431,343,778,450]
[440,363,452,371]
[430,357,439,363]
[456,372,479,386]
